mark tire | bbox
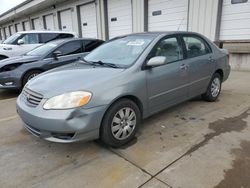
[22,70,42,87]
[100,99,141,147]
[202,73,222,102]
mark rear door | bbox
[44,40,83,70]
[146,35,189,114]
[181,34,214,97]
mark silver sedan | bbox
[16,31,230,147]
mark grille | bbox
[22,87,43,107]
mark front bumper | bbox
[0,72,22,89]
[16,95,107,143]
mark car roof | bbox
[47,38,104,45]
[17,30,76,35]
[121,31,205,38]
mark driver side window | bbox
[151,37,183,63]
[19,34,39,44]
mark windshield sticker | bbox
[127,40,145,46]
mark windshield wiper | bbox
[83,59,119,68]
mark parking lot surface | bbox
[1,71,250,188]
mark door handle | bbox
[180,64,188,70]
[208,56,215,62]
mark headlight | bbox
[43,91,92,110]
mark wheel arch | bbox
[21,68,44,86]
[215,69,224,80]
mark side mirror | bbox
[52,51,62,60]
[17,39,24,45]
[146,56,167,67]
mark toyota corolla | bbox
[16,32,230,147]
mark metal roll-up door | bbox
[32,18,42,30]
[4,27,10,38]
[220,0,250,41]
[9,25,15,35]
[44,14,55,30]
[148,0,188,31]
[15,23,23,32]
[107,0,132,39]
[59,9,73,31]
[79,3,98,38]
[23,21,31,31]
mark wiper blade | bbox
[83,59,119,68]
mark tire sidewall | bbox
[101,99,141,147]
[207,73,222,101]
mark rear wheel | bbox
[202,73,222,102]
[100,99,141,147]
[22,70,42,87]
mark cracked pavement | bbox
[0,71,250,188]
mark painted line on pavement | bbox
[0,115,18,123]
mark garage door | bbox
[0,28,3,40]
[44,14,55,30]
[9,25,15,35]
[59,9,73,31]
[4,27,10,38]
[107,0,132,39]
[79,3,98,38]
[32,18,42,30]
[23,21,31,31]
[220,0,250,40]
[15,23,23,32]
[148,0,188,31]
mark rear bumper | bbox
[223,65,231,82]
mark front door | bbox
[146,36,189,114]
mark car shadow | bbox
[0,89,20,100]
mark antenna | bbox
[177,17,185,31]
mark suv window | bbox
[183,36,211,58]
[150,37,183,63]
[40,33,74,43]
[20,34,39,44]
[58,33,74,39]
[55,41,83,56]
[84,40,104,52]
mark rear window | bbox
[40,33,74,43]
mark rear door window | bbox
[182,36,211,58]
[56,41,83,56]
[40,33,59,43]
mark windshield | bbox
[3,33,21,44]
[26,43,57,56]
[84,35,154,67]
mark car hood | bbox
[0,55,40,67]
[26,63,126,98]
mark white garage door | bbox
[15,23,23,32]
[32,18,42,30]
[79,3,98,38]
[220,0,250,40]
[4,27,10,38]
[23,21,31,31]
[107,0,132,39]
[9,25,15,35]
[59,9,73,31]
[44,14,55,30]
[148,0,188,31]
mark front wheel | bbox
[202,73,222,102]
[100,99,141,147]
[22,70,42,87]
